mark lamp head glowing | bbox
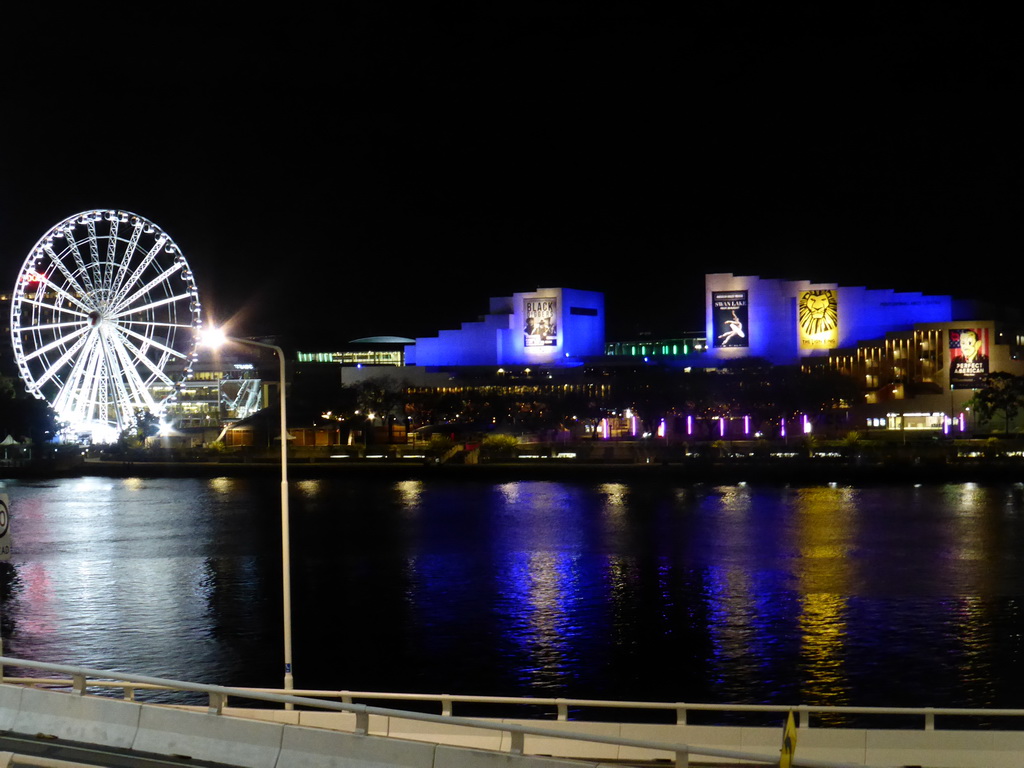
[199,326,228,349]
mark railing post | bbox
[925,708,935,730]
[675,747,689,767]
[208,692,225,715]
[556,699,568,721]
[441,696,453,716]
[124,686,136,701]
[675,704,687,725]
[72,674,87,695]
[798,706,809,728]
[510,730,525,755]
[354,711,369,735]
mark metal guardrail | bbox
[7,670,1023,733]
[215,689,1024,731]
[0,656,893,768]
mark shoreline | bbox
[5,457,1024,485]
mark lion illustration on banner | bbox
[798,290,838,344]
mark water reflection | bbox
[4,477,1024,709]
[791,487,856,707]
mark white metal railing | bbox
[9,673,1018,733]
[0,656,890,768]
[218,689,1024,731]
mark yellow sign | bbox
[780,709,797,768]
[798,290,839,350]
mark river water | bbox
[3,475,1024,712]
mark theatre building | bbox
[705,273,1024,433]
[405,287,605,369]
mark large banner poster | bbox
[524,297,557,347]
[798,289,839,350]
[712,291,748,348]
[949,328,989,388]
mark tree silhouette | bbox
[966,372,1024,434]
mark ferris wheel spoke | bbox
[31,330,92,390]
[109,218,145,299]
[111,327,178,387]
[19,324,90,364]
[17,297,91,323]
[18,320,88,334]
[43,243,90,300]
[62,226,98,296]
[111,291,193,320]
[101,335,140,429]
[110,235,167,309]
[109,334,159,410]
[102,216,119,291]
[84,218,108,291]
[121,319,198,332]
[112,261,184,315]
[32,273,95,315]
[116,323,190,361]
[54,332,102,417]
[77,338,110,424]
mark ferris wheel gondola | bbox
[9,210,202,441]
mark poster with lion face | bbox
[798,290,839,350]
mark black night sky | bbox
[1,5,1019,346]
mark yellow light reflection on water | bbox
[396,480,423,509]
[792,487,856,706]
[208,477,236,495]
[598,482,629,512]
[294,479,322,498]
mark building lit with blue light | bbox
[404,287,605,369]
[705,273,1024,433]
[705,273,967,366]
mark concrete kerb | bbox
[132,704,285,768]
[276,725,437,768]
[433,744,599,768]
[386,716,505,751]
[299,710,388,736]
[0,686,23,732]
[12,686,142,750]
[864,728,1024,768]
[501,720,622,761]
[618,723,745,763]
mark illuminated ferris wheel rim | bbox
[9,209,202,440]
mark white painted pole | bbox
[218,338,293,702]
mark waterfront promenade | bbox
[9,431,1024,484]
[8,453,1024,486]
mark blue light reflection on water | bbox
[5,476,1024,708]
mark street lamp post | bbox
[201,330,293,698]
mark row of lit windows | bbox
[296,350,404,366]
[604,339,707,357]
[406,383,610,397]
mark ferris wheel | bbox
[9,210,202,441]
